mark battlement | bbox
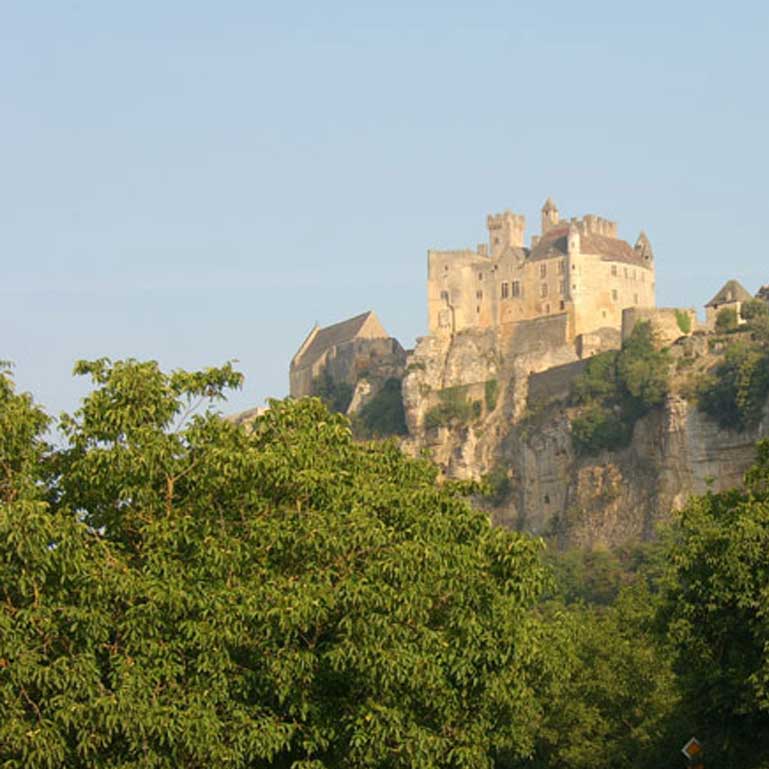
[571,214,618,239]
[487,210,526,255]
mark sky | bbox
[2,0,768,419]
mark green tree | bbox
[353,377,407,438]
[570,322,671,455]
[525,585,684,769]
[715,306,739,333]
[697,339,769,430]
[662,440,769,768]
[1,358,560,769]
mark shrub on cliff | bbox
[353,377,408,438]
[570,322,671,455]
[1,359,560,769]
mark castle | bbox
[427,198,656,355]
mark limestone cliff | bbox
[401,330,769,549]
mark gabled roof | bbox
[292,311,387,370]
[706,279,753,308]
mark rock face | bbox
[401,332,769,549]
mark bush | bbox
[355,377,408,438]
[479,466,513,506]
[570,322,671,455]
[571,403,632,456]
[696,339,769,430]
[485,378,499,411]
[675,309,692,334]
[311,369,354,413]
[740,298,769,321]
[424,385,478,429]
[715,306,739,333]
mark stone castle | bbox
[280,196,768,549]
[428,198,655,355]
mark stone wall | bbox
[528,359,589,407]
[622,307,697,346]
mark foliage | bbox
[741,298,769,322]
[696,330,769,431]
[715,306,739,333]
[661,440,769,768]
[425,385,481,429]
[524,585,685,769]
[484,379,499,412]
[480,466,512,507]
[311,369,354,414]
[675,308,692,335]
[353,377,408,438]
[570,322,671,455]
[1,359,561,769]
[570,403,630,456]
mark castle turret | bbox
[541,197,559,234]
[487,210,525,257]
[634,231,653,262]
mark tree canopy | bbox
[1,359,558,769]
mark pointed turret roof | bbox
[541,196,558,213]
[705,279,753,308]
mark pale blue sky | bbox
[2,1,768,417]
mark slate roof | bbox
[705,280,753,308]
[293,311,380,370]
[528,226,569,262]
[527,225,645,266]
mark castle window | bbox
[440,290,449,302]
[511,280,521,297]
[444,265,449,272]
[540,264,547,278]
[632,269,637,279]
[540,283,548,298]
[501,281,509,299]
[478,272,483,281]
[476,305,480,314]
[624,267,629,278]
[476,290,483,300]
[557,260,564,274]
[545,303,551,314]
[611,265,618,277]
[559,300,565,311]
[612,289,618,301]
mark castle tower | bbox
[487,210,525,257]
[541,197,559,234]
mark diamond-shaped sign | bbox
[682,737,703,759]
